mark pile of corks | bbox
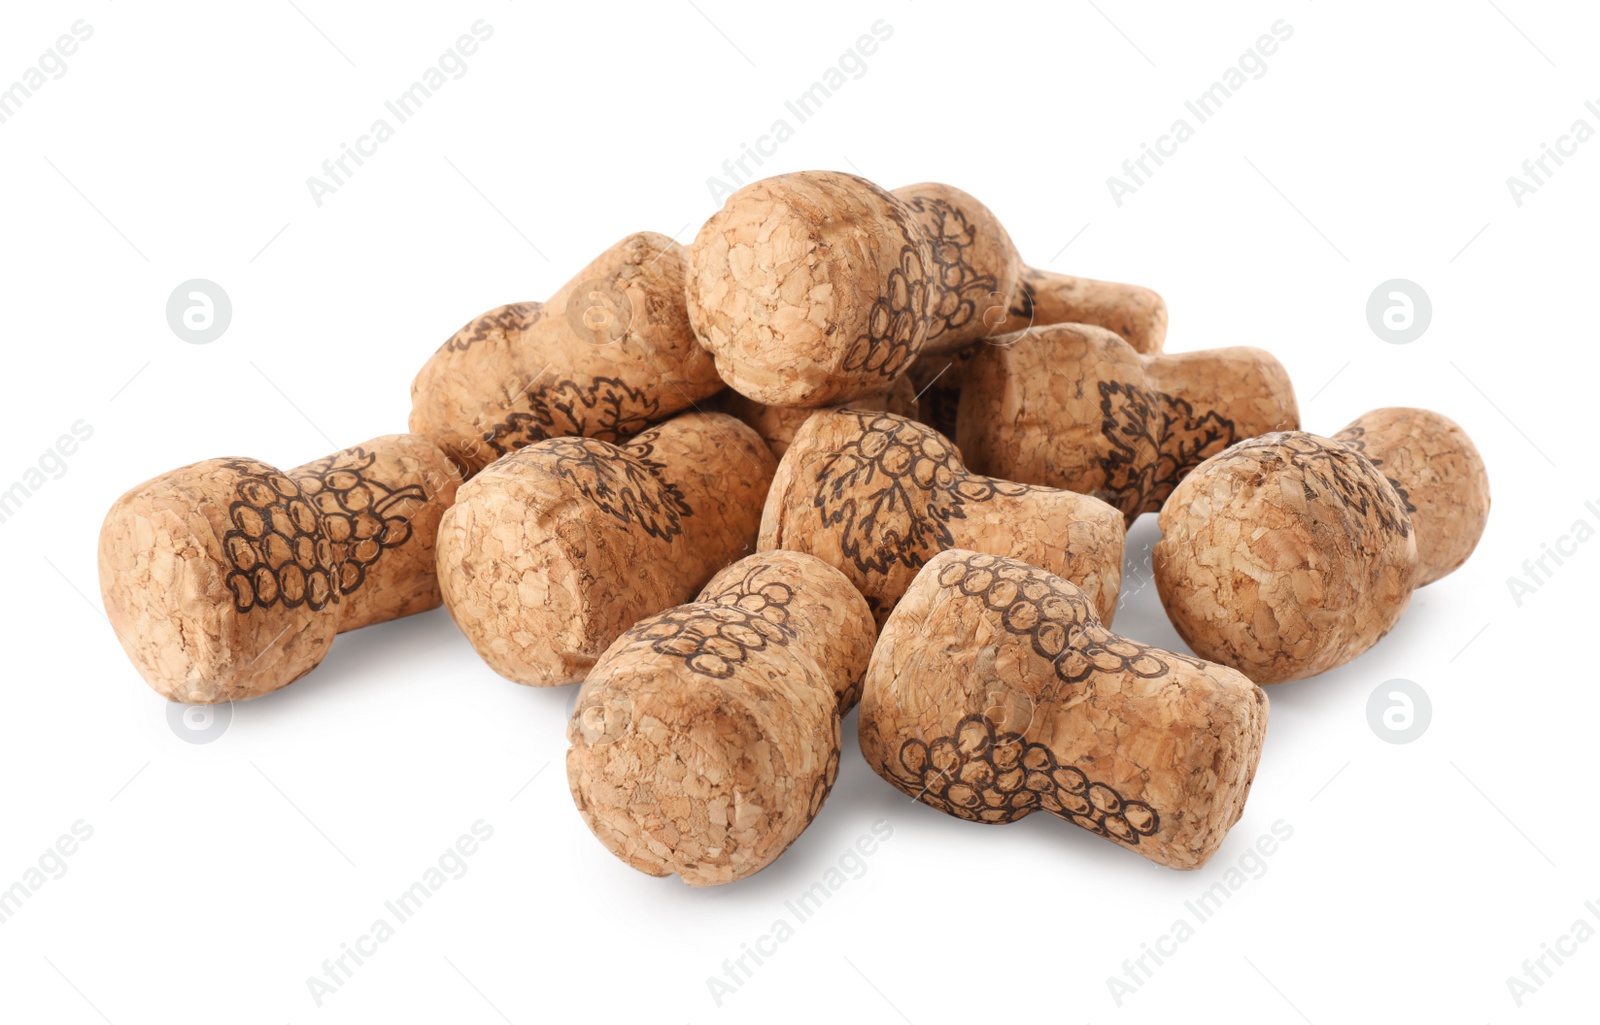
[99,170,1490,882]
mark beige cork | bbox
[857,546,1267,869]
[409,231,724,478]
[1154,408,1490,684]
[859,550,1267,870]
[958,323,1299,523]
[710,375,918,459]
[98,435,461,704]
[567,550,876,885]
[992,267,1168,354]
[437,411,776,686]
[686,171,1168,408]
[758,409,1125,628]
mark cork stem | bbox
[999,268,1169,354]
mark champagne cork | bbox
[859,549,1268,870]
[410,232,723,478]
[567,550,876,885]
[1154,408,1490,683]
[437,411,776,686]
[99,435,461,703]
[958,323,1299,522]
[709,375,918,459]
[758,409,1125,628]
[687,170,1168,408]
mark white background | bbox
[1,2,1595,1022]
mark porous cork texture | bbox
[992,268,1169,354]
[709,375,918,459]
[686,172,938,409]
[409,231,723,478]
[688,170,1169,410]
[98,434,461,703]
[567,550,876,886]
[1334,407,1490,585]
[436,411,777,686]
[1153,407,1490,683]
[859,550,1267,870]
[958,323,1300,522]
[758,409,1125,628]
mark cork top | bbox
[436,411,776,686]
[688,170,936,408]
[566,550,877,885]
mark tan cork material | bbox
[758,409,1125,629]
[958,323,1299,523]
[98,435,461,704]
[992,267,1168,354]
[409,231,724,478]
[710,375,918,459]
[436,411,776,686]
[567,550,876,886]
[686,170,1167,408]
[859,550,1267,870]
[1154,407,1490,684]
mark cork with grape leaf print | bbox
[859,549,1267,870]
[568,549,876,885]
[437,411,776,686]
[99,434,460,704]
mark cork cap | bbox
[437,411,776,686]
[567,550,876,885]
[687,171,937,408]
[99,435,461,703]
[859,549,1267,870]
[409,232,723,478]
[759,409,1125,627]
